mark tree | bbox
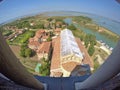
[32,24,44,29]
[85,41,89,48]
[20,48,26,57]
[49,31,54,37]
[25,48,32,57]
[47,36,52,41]
[68,24,77,30]
[39,58,50,76]
[84,35,89,48]
[47,18,53,22]
[79,35,84,41]
[84,34,96,48]
[88,44,95,56]
[20,44,33,57]
[20,45,26,57]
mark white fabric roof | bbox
[60,29,83,59]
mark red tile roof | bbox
[37,42,51,53]
[53,72,63,77]
[42,36,49,39]
[50,37,61,70]
[35,30,45,38]
[28,30,48,49]
[51,37,93,72]
[75,38,93,68]
[29,38,34,42]
[28,41,40,46]
[62,61,80,72]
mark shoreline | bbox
[73,20,119,43]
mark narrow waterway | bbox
[64,18,118,48]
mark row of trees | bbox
[8,19,44,29]
[84,34,96,56]
[67,24,77,30]
[84,34,96,48]
[39,58,50,76]
[73,16,92,25]
[46,18,66,29]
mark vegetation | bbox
[20,44,34,57]
[39,58,50,76]
[84,34,96,48]
[49,31,55,37]
[88,44,95,56]
[2,30,13,36]
[73,16,92,25]
[32,23,44,29]
[100,30,119,42]
[68,24,77,30]
[72,16,119,42]
[13,30,35,45]
[47,36,52,41]
[67,22,96,56]
[93,57,100,73]
[1,14,117,76]
[47,18,53,22]
[84,34,96,56]
[19,21,30,29]
[21,58,38,75]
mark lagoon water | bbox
[45,11,120,47]
[46,11,120,35]
[64,17,118,48]
[86,15,120,35]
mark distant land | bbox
[0,13,118,75]
[0,11,120,35]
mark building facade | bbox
[50,29,92,77]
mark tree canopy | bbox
[39,58,50,76]
[68,24,77,30]
[20,45,33,57]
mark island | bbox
[0,13,119,77]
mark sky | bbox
[0,0,120,24]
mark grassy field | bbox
[12,30,35,45]
[9,45,40,75]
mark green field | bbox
[12,30,35,45]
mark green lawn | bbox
[13,30,35,45]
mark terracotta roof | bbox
[50,37,61,70]
[35,30,45,38]
[29,38,34,42]
[42,36,49,39]
[53,72,63,77]
[51,37,57,47]
[62,61,80,72]
[54,28,61,32]
[50,36,93,74]
[28,41,40,46]
[37,42,51,53]
[75,38,93,68]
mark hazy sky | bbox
[0,0,120,23]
